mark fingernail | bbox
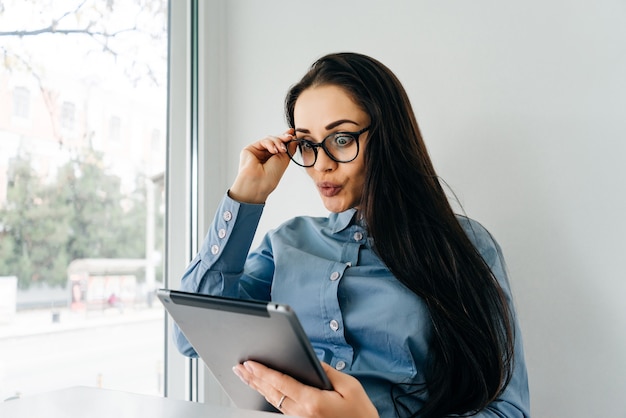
[280,144,287,152]
[243,361,253,373]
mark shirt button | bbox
[330,271,340,281]
[353,231,363,241]
[223,211,232,222]
[218,228,226,239]
[329,319,339,331]
[335,361,346,371]
[211,244,220,255]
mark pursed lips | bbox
[317,182,342,197]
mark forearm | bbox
[179,192,264,295]
[174,192,265,357]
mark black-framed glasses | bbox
[286,126,370,167]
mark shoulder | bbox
[455,215,503,269]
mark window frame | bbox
[164,0,229,403]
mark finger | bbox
[242,361,306,400]
[261,133,292,153]
[279,128,294,140]
[244,139,280,160]
[242,360,326,416]
[321,362,356,392]
[276,130,295,151]
[276,393,287,410]
[321,361,345,383]
[262,137,286,154]
[233,363,290,410]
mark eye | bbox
[297,139,315,153]
[332,134,355,147]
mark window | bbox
[0,1,168,401]
[12,86,30,119]
[109,116,121,143]
[60,101,76,131]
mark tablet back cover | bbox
[158,289,332,411]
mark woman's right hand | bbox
[233,361,380,418]
[229,129,294,204]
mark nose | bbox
[312,148,336,172]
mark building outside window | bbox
[0,0,168,401]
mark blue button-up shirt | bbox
[174,193,530,417]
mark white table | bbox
[0,386,286,418]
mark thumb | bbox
[321,362,357,390]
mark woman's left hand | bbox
[232,361,379,418]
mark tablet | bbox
[157,289,333,411]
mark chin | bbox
[321,198,352,214]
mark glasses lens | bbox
[287,140,316,167]
[324,134,358,162]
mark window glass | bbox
[0,0,168,400]
[61,101,76,132]
[109,116,122,143]
[12,86,30,120]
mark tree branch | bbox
[0,0,135,38]
[0,26,138,38]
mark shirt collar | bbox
[328,208,358,233]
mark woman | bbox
[174,52,530,417]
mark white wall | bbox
[203,1,626,416]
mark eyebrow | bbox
[295,119,360,134]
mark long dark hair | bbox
[285,52,515,417]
